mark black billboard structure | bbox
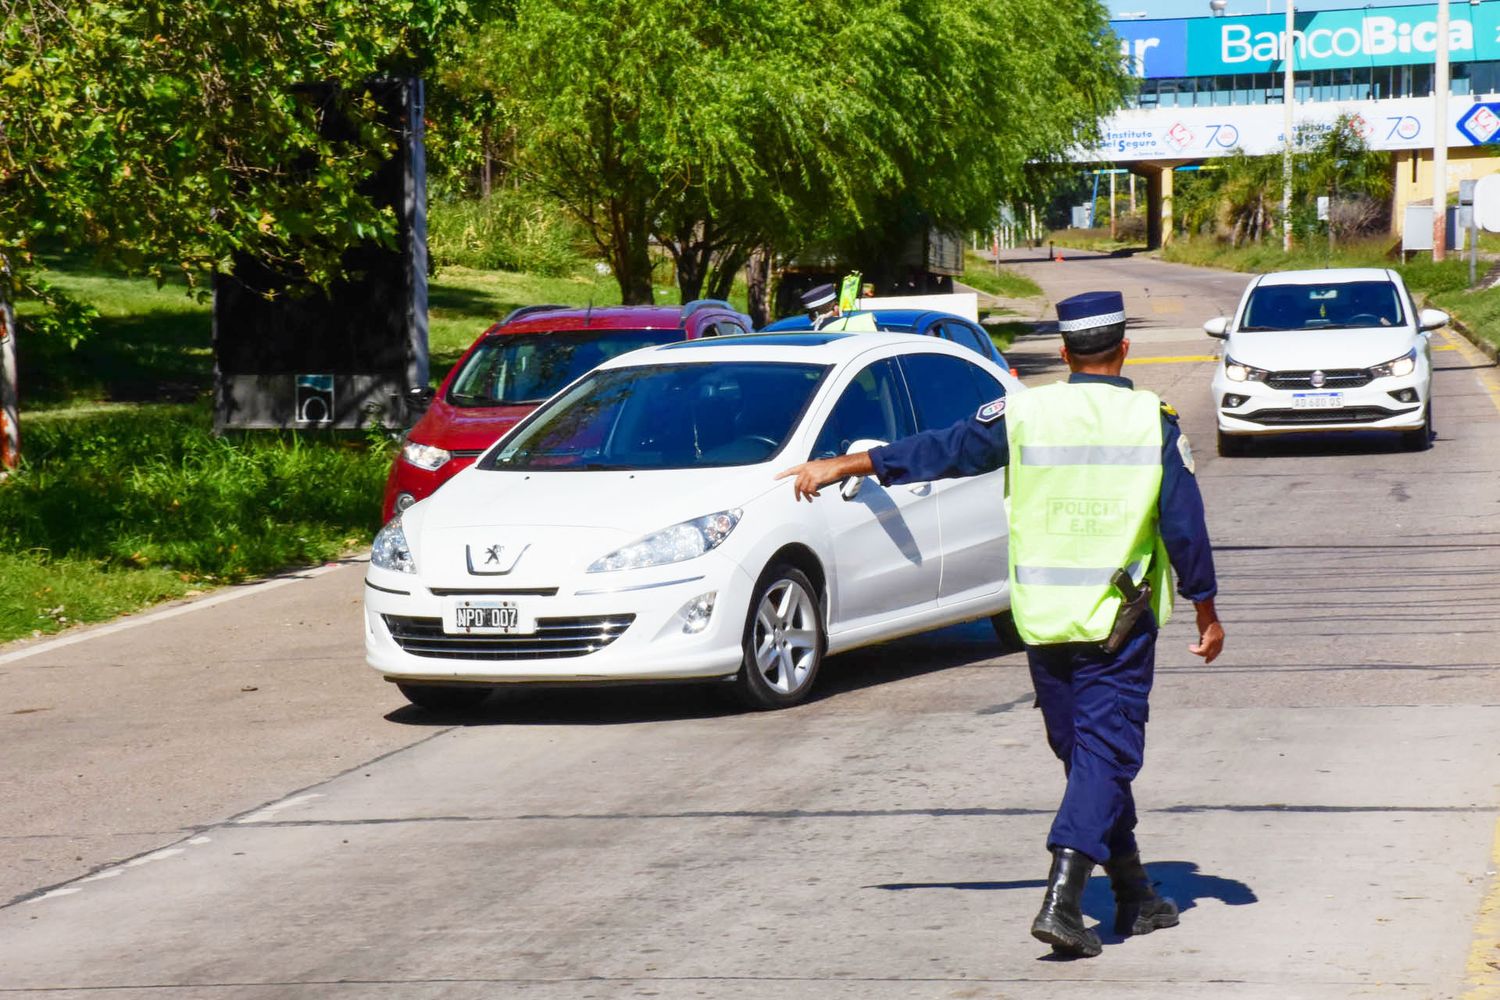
[213,79,428,430]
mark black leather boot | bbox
[1030,847,1102,957]
[1104,852,1179,936]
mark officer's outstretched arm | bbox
[776,453,876,503]
[1189,597,1225,663]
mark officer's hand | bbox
[1189,600,1224,663]
[775,453,875,503]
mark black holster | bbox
[1101,569,1152,655]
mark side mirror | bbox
[1418,308,1449,332]
[839,438,887,501]
[1203,316,1229,339]
[408,385,436,410]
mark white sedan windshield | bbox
[1241,281,1405,331]
[481,362,831,471]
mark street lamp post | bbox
[1281,0,1295,251]
[1433,0,1450,260]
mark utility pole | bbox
[1282,0,1295,252]
[1433,0,1451,261]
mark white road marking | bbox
[0,557,367,666]
[236,793,323,824]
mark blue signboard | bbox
[1458,102,1500,144]
[1114,2,1500,78]
[1113,19,1188,79]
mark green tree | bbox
[0,0,475,322]
[458,0,1129,306]
[1298,115,1391,251]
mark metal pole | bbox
[1110,170,1118,238]
[1433,0,1450,261]
[1282,0,1296,253]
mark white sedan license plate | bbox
[1292,392,1344,410]
[442,599,533,635]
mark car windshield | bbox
[1240,281,1405,331]
[447,329,683,406]
[480,362,831,471]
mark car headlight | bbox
[588,509,742,573]
[1224,356,1269,383]
[401,440,451,472]
[371,517,416,574]
[1369,349,1417,379]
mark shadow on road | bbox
[871,860,1257,949]
[1219,430,1428,459]
[383,619,1023,728]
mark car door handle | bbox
[907,483,932,496]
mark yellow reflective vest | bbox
[1005,381,1174,645]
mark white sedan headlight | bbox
[371,517,416,574]
[1224,356,1269,383]
[401,440,452,471]
[1369,349,1417,379]
[588,509,742,573]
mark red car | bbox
[382,300,754,521]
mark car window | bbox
[937,320,993,359]
[447,329,682,407]
[1240,281,1405,331]
[482,362,830,470]
[900,353,1002,432]
[810,359,915,459]
[708,320,749,337]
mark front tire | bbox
[395,682,492,712]
[733,565,825,710]
[1400,401,1433,452]
[1216,429,1249,457]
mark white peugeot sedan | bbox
[365,332,1024,712]
[1205,268,1444,455]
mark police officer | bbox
[777,290,1224,958]
[800,282,877,332]
[800,283,840,329]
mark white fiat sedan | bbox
[364,332,1023,711]
[1205,268,1444,455]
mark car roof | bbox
[760,308,971,333]
[499,303,748,334]
[596,331,984,367]
[1253,268,1397,287]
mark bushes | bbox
[427,188,587,276]
[2,404,392,584]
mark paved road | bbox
[2,251,1499,998]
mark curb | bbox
[1434,305,1500,363]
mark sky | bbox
[1109,0,1452,21]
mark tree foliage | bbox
[0,0,477,331]
[454,0,1130,305]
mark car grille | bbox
[1245,406,1416,425]
[383,614,634,660]
[1266,369,1372,390]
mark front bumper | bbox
[1213,368,1427,435]
[363,552,754,684]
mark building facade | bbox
[1092,2,1500,244]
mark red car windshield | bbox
[447,329,683,407]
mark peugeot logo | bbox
[1310,369,1326,388]
[466,542,529,575]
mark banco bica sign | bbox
[1112,1,1500,79]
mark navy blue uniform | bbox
[868,372,1217,864]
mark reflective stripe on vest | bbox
[1005,381,1173,645]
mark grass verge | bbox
[1,404,391,643]
[961,251,1043,300]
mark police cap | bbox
[800,283,837,311]
[1056,290,1126,354]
